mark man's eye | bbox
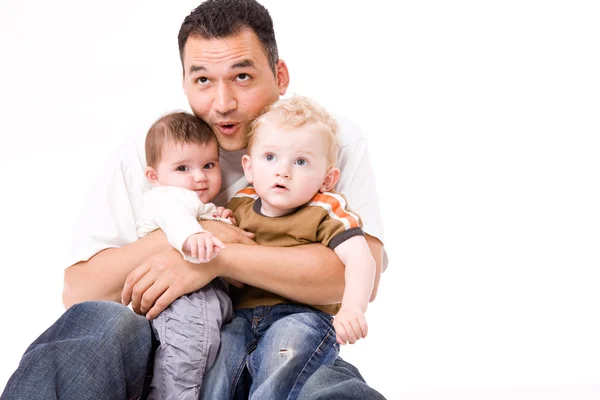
[196,77,209,84]
[204,162,215,169]
[237,73,250,81]
[295,158,307,166]
[176,166,188,172]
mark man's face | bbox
[182,29,288,152]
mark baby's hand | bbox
[183,231,226,262]
[216,206,237,225]
[332,305,368,345]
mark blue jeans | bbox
[1,301,385,400]
[200,304,385,400]
[0,301,151,400]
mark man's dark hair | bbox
[178,0,279,73]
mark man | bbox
[1,0,386,399]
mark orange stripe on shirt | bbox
[309,192,360,229]
[233,187,257,198]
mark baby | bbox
[227,95,376,352]
[136,111,233,400]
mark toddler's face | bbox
[244,116,331,216]
[153,139,221,204]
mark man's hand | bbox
[199,220,255,244]
[121,247,218,320]
[183,231,225,262]
[333,305,368,345]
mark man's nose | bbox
[214,82,237,115]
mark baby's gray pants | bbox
[148,279,232,400]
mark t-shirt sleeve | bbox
[317,217,365,250]
[335,116,388,269]
[66,133,150,268]
[313,192,365,249]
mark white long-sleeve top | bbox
[137,186,231,264]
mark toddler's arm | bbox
[333,235,376,345]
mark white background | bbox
[1,1,599,399]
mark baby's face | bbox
[154,139,221,203]
[245,117,331,216]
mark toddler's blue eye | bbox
[295,159,306,166]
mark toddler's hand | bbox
[216,206,237,225]
[183,231,225,262]
[333,305,368,345]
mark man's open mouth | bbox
[216,123,239,135]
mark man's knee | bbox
[65,301,150,342]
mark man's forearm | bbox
[62,230,170,308]
[219,243,346,305]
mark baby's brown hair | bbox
[145,112,217,167]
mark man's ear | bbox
[241,154,253,184]
[320,167,340,192]
[275,59,290,96]
[144,166,160,186]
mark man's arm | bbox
[116,222,383,318]
[62,230,170,308]
[215,233,384,305]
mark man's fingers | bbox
[240,230,255,239]
[146,287,178,320]
[212,237,226,249]
[139,280,169,315]
[121,262,151,306]
[129,269,157,315]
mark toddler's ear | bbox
[241,155,253,184]
[320,167,340,192]
[144,166,159,186]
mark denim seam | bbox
[287,328,338,399]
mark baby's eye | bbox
[204,162,215,170]
[295,158,307,166]
[265,154,275,161]
[176,166,189,172]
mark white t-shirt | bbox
[68,115,388,270]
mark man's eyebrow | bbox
[188,60,255,75]
[189,65,206,74]
[231,59,256,69]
